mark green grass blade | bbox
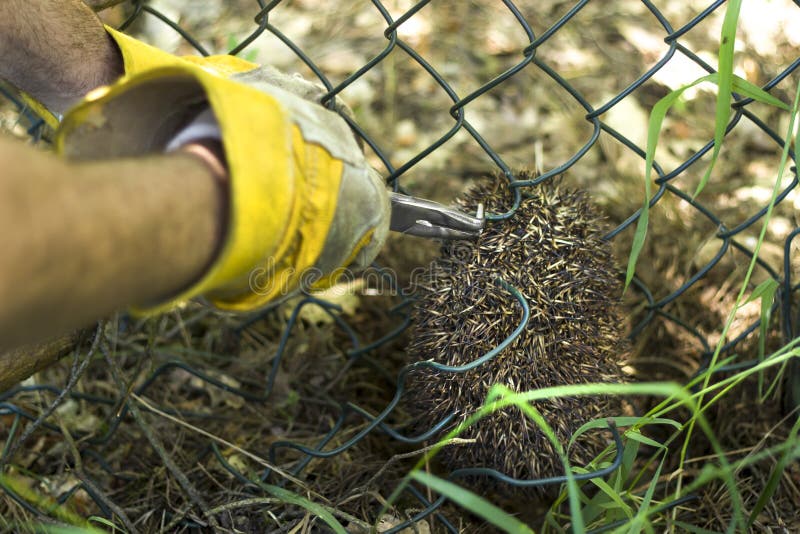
[487,388,585,533]
[627,64,790,288]
[517,404,584,533]
[259,484,348,534]
[743,278,778,396]
[410,471,534,534]
[88,516,126,533]
[618,438,640,490]
[743,278,779,305]
[681,79,800,501]
[694,0,742,198]
[0,473,95,530]
[397,381,731,532]
[625,206,649,290]
[796,102,800,163]
[731,76,791,110]
[626,74,716,289]
[569,417,681,449]
[574,434,639,527]
[627,452,667,533]
[584,477,633,519]
[624,429,666,450]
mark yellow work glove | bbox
[56,29,390,313]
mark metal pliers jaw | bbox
[389,192,485,239]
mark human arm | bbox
[0,0,123,114]
[0,134,226,353]
[0,21,390,387]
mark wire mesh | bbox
[1,0,799,531]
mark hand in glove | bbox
[57,29,390,313]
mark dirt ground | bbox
[2,1,800,532]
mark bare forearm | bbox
[0,0,123,114]
[0,135,224,351]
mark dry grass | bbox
[2,0,800,531]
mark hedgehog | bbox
[405,172,630,494]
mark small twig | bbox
[102,342,221,532]
[54,411,140,534]
[206,497,278,515]
[76,471,140,534]
[159,506,192,533]
[1,324,101,467]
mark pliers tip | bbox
[389,192,484,240]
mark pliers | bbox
[389,192,484,239]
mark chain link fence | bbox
[1,0,799,531]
